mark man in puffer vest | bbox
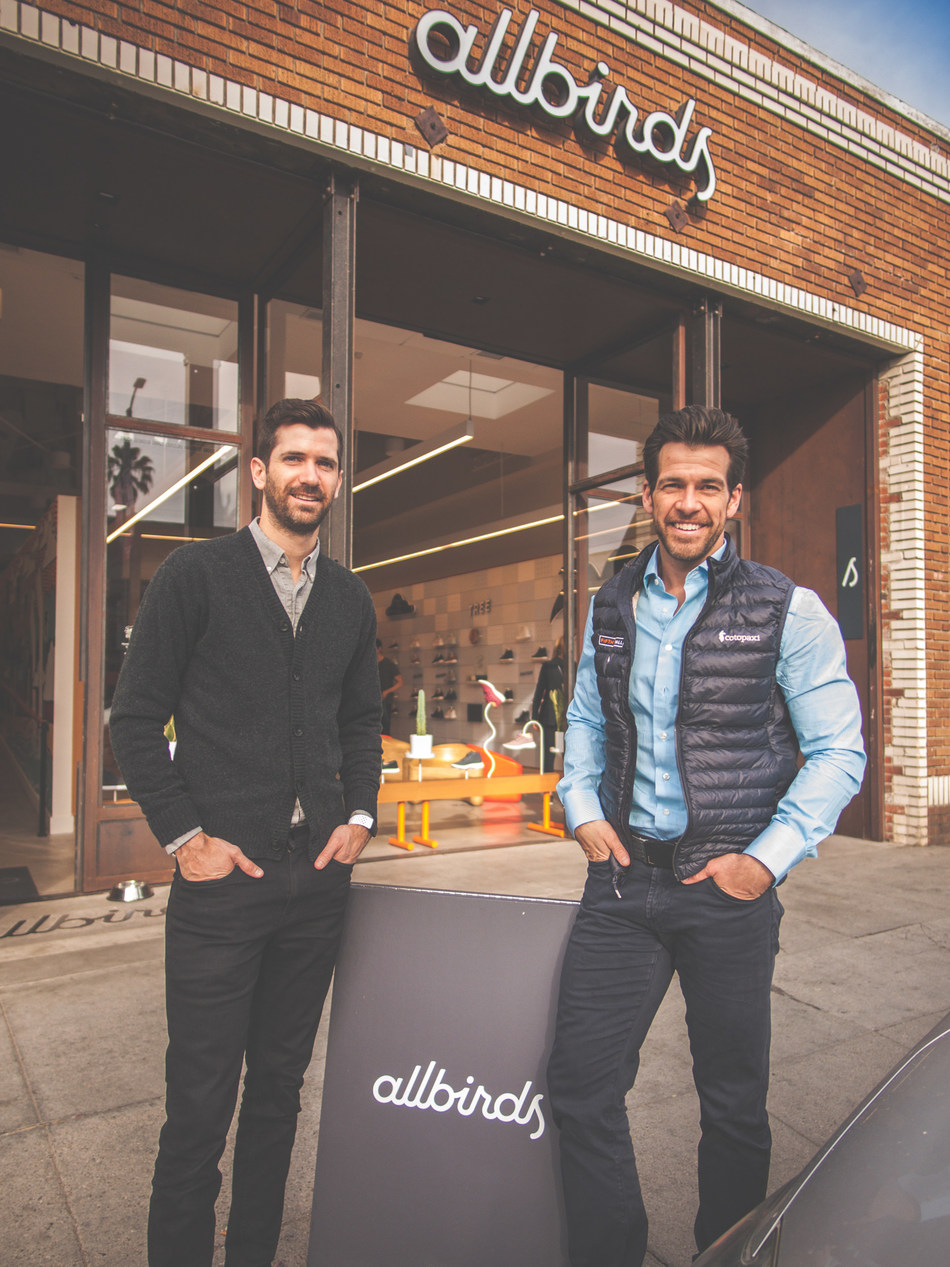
[548,405,865,1267]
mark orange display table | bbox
[377,772,564,849]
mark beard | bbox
[262,475,333,537]
[653,516,724,566]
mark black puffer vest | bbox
[592,537,798,880]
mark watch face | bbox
[469,627,480,645]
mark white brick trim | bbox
[880,351,928,844]
[558,0,950,205]
[0,3,922,357]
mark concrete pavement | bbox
[3,825,950,1266]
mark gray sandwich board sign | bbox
[308,883,577,1266]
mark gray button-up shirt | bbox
[248,516,318,632]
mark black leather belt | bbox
[628,832,676,870]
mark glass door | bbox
[81,273,252,891]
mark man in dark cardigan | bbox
[110,399,382,1267]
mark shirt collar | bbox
[644,537,728,592]
[249,518,319,581]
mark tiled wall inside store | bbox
[372,553,564,762]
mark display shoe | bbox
[452,750,485,772]
[432,706,444,720]
[515,709,530,724]
[385,592,415,617]
[503,689,515,701]
[478,680,506,707]
[503,732,536,751]
[433,652,444,663]
[531,646,549,660]
[499,649,515,661]
[444,707,457,720]
[381,758,401,776]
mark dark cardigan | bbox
[109,527,382,861]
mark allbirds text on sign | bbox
[412,6,717,201]
[373,1060,547,1139]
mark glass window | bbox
[109,277,239,430]
[585,381,658,480]
[265,300,322,405]
[352,320,562,581]
[351,321,565,755]
[101,428,238,798]
[0,244,83,890]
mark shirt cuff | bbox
[558,786,608,838]
[348,811,374,831]
[744,821,810,885]
[165,827,203,856]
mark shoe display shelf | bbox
[379,620,539,760]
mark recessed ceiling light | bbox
[407,371,553,419]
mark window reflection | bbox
[101,428,237,797]
[266,300,322,404]
[586,382,658,480]
[109,278,239,430]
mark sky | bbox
[734,0,950,129]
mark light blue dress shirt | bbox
[557,543,867,882]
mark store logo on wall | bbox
[411,6,717,202]
[372,1059,547,1139]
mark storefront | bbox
[0,0,944,894]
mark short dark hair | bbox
[256,398,343,467]
[642,405,748,492]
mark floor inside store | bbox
[0,743,75,901]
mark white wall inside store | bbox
[373,553,564,760]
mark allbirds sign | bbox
[411,6,718,201]
[309,885,577,1265]
[373,1060,548,1139]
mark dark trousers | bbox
[148,833,351,1267]
[546,858,783,1267]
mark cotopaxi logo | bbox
[718,630,762,643]
[373,1059,547,1139]
[411,7,717,202]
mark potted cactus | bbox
[409,688,433,758]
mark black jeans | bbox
[546,858,783,1267]
[148,834,351,1267]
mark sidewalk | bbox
[3,831,950,1266]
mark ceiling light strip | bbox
[354,513,563,572]
[353,495,636,573]
[353,420,474,493]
